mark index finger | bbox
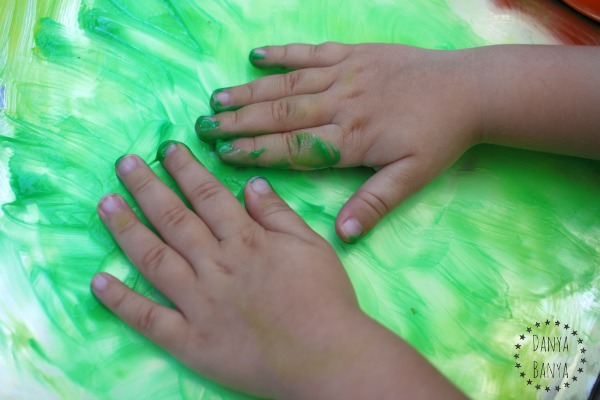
[158,141,255,240]
[249,42,352,70]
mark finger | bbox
[249,42,352,69]
[91,272,188,352]
[335,157,430,243]
[209,68,336,113]
[157,141,255,240]
[244,177,316,242]
[115,154,218,253]
[216,126,347,170]
[97,194,198,303]
[196,94,332,142]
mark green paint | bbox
[210,87,240,113]
[291,132,341,168]
[216,140,234,155]
[1,1,599,400]
[195,117,221,141]
[156,140,180,162]
[248,49,266,63]
[217,141,266,163]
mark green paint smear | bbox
[1,1,599,399]
[291,132,341,168]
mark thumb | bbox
[336,157,430,243]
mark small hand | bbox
[91,141,369,397]
[196,43,482,242]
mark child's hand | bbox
[91,142,464,399]
[196,43,482,242]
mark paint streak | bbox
[1,1,599,399]
[290,132,341,169]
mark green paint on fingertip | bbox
[210,87,240,112]
[291,132,341,168]
[248,48,266,63]
[195,116,220,141]
[156,140,180,162]
[216,140,234,155]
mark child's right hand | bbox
[196,43,482,243]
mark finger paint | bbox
[291,132,341,168]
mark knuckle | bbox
[283,132,298,157]
[188,180,223,205]
[115,216,138,236]
[282,71,301,96]
[130,176,154,196]
[136,304,160,332]
[309,44,323,60]
[359,190,391,219]
[270,99,292,124]
[170,157,194,176]
[111,289,130,314]
[159,204,188,230]
[141,244,168,275]
[235,226,263,249]
[261,201,291,220]
[244,83,255,103]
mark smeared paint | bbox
[210,87,241,112]
[195,117,221,141]
[291,132,341,168]
[1,1,599,399]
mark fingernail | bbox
[98,194,123,216]
[195,116,220,132]
[216,140,234,155]
[157,140,179,162]
[210,88,231,109]
[249,176,271,194]
[91,273,110,294]
[249,48,266,63]
[116,155,139,176]
[341,218,362,243]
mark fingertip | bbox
[337,217,364,244]
[248,176,272,194]
[91,272,113,297]
[195,116,220,142]
[156,140,179,162]
[249,47,267,65]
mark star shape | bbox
[514,354,520,359]
[515,363,521,369]
[564,324,569,329]
[515,343,521,349]
[545,387,550,392]
[535,384,541,390]
[564,382,570,388]
[581,348,586,354]
[526,327,532,333]
[572,330,578,336]
[555,320,560,326]
[545,320,550,325]
[527,379,532,385]
[581,358,586,364]
[535,322,541,328]
[578,338,583,344]
[572,376,578,382]
[520,372,526,378]
[578,368,583,373]
[555,386,561,392]
[519,334,525,340]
